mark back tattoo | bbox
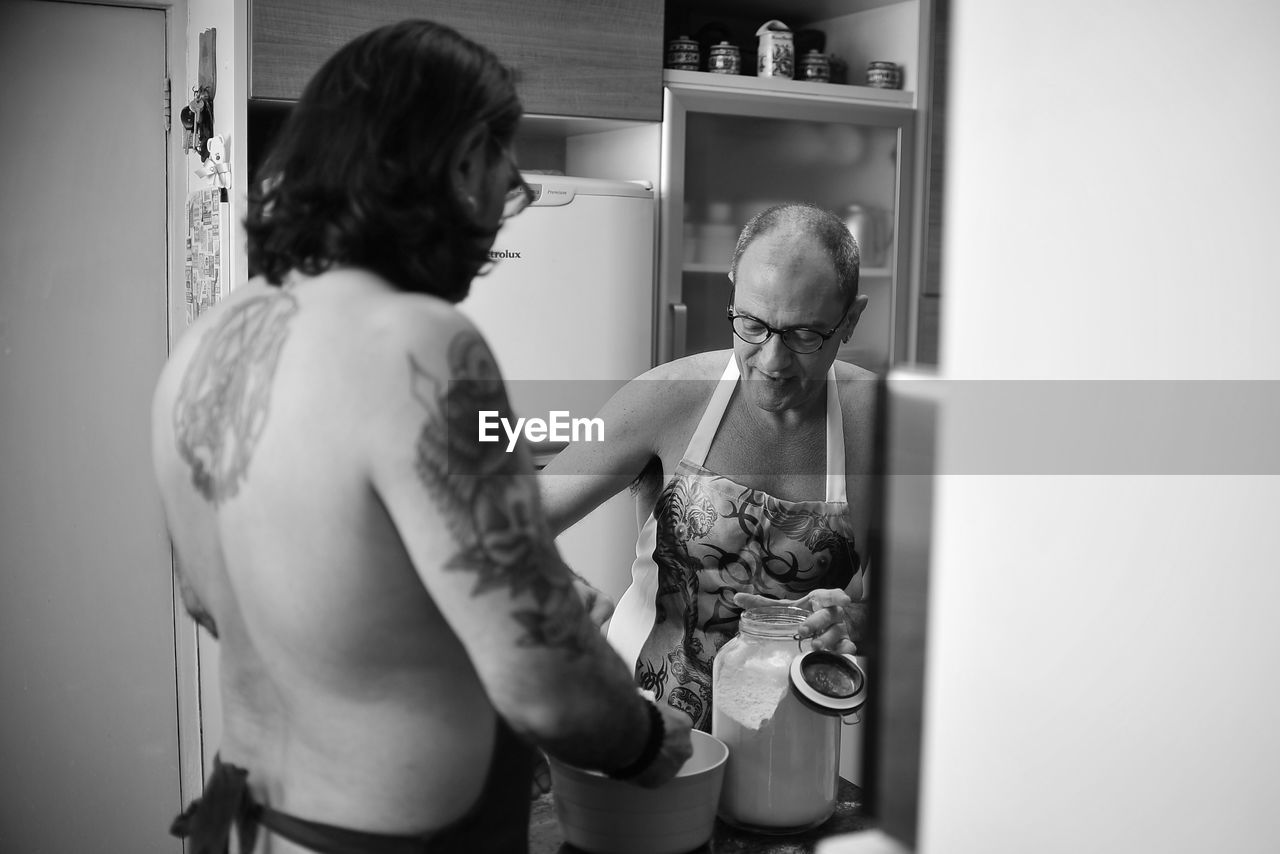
[173,291,299,503]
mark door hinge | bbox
[163,77,172,134]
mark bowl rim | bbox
[550,728,729,779]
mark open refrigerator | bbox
[657,71,916,375]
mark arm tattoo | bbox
[411,332,593,657]
[172,291,298,503]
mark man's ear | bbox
[449,124,489,215]
[842,294,870,342]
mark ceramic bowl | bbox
[549,729,729,854]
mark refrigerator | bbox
[457,174,657,605]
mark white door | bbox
[0,2,181,850]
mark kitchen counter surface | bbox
[529,777,870,853]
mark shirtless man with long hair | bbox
[153,20,690,854]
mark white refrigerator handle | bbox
[670,302,688,361]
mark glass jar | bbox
[712,606,839,834]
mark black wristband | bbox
[607,699,664,780]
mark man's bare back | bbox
[153,269,688,851]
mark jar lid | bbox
[756,19,792,36]
[789,650,868,716]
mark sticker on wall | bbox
[185,187,225,324]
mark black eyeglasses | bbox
[501,149,535,220]
[725,306,845,354]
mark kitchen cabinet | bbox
[249,0,664,121]
[656,0,939,370]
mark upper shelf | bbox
[670,0,910,25]
[664,69,916,123]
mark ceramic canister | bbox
[866,60,902,89]
[755,19,794,79]
[799,50,831,82]
[666,35,700,71]
[708,41,741,75]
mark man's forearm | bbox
[494,627,654,775]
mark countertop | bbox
[528,777,870,854]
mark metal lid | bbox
[789,650,868,716]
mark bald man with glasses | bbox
[539,202,875,732]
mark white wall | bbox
[180,0,248,793]
[185,0,248,301]
[921,1,1280,852]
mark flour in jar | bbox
[713,647,794,729]
[713,666,839,831]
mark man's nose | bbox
[757,333,792,370]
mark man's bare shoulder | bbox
[358,286,479,364]
[644,349,733,381]
[832,359,879,384]
[245,271,489,399]
[629,349,729,396]
[601,349,729,428]
[832,359,880,463]
[833,359,880,408]
[151,281,291,464]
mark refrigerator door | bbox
[658,76,916,374]
[457,175,656,606]
[461,174,655,414]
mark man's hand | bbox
[571,576,616,630]
[628,703,694,788]
[733,588,866,655]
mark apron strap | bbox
[825,364,846,503]
[687,355,846,502]
[683,356,739,467]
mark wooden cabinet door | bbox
[251,0,663,120]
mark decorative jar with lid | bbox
[755,20,794,79]
[708,41,741,75]
[799,50,831,82]
[665,35,700,71]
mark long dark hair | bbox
[244,20,522,301]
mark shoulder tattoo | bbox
[411,331,593,657]
[172,291,298,503]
